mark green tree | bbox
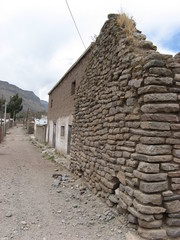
[7,94,23,120]
[0,97,5,112]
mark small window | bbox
[61,126,65,136]
[71,81,76,95]
[50,99,53,108]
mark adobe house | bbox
[47,44,93,155]
[70,14,180,239]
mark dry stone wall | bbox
[70,14,180,239]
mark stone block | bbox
[172,178,180,184]
[117,170,126,185]
[140,136,165,144]
[140,121,170,130]
[164,194,180,201]
[149,67,172,76]
[144,93,177,103]
[173,149,180,158]
[164,200,180,213]
[168,212,180,218]
[100,177,119,190]
[144,76,173,85]
[144,60,165,69]
[167,227,180,238]
[134,190,162,205]
[174,157,180,163]
[138,227,167,240]
[168,171,180,177]
[138,85,167,95]
[134,170,167,182]
[138,219,162,229]
[127,214,138,224]
[109,194,118,204]
[141,103,179,113]
[128,78,143,88]
[139,180,168,193]
[137,162,159,173]
[133,199,166,215]
[166,217,180,226]
[136,144,171,155]
[124,185,134,197]
[166,138,180,144]
[171,124,180,130]
[132,153,172,163]
[161,163,179,171]
[171,184,180,190]
[119,198,127,209]
[154,214,163,220]
[128,206,155,222]
[162,190,173,197]
[141,113,179,122]
[119,191,133,206]
[130,128,171,137]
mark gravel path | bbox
[0,125,137,240]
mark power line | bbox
[65,0,86,50]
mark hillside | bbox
[0,80,48,112]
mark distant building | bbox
[46,44,93,155]
[34,116,47,143]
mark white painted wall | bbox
[47,115,73,155]
[48,120,54,147]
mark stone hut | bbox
[70,14,180,239]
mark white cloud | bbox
[0,0,180,101]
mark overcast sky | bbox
[0,0,180,101]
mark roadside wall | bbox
[70,14,180,239]
[35,125,47,143]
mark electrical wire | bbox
[65,0,86,50]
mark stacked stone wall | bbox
[70,14,180,239]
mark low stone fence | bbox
[70,14,180,239]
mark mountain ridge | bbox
[0,80,48,112]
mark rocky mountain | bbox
[0,80,48,112]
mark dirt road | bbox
[0,126,135,240]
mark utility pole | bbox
[4,102,7,136]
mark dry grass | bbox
[117,13,135,34]
[117,13,136,45]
